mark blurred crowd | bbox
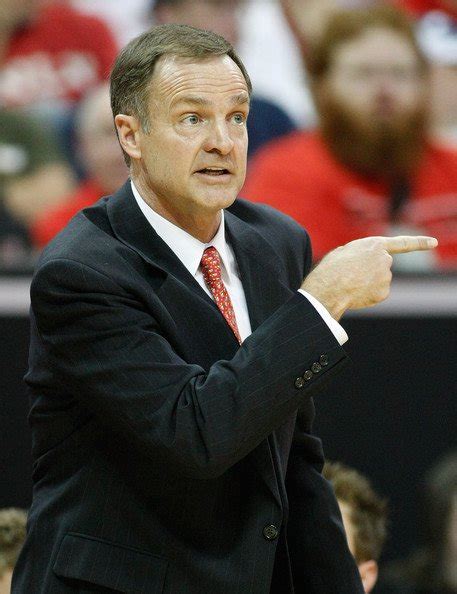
[0,0,456,273]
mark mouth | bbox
[195,167,231,176]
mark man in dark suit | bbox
[12,24,436,594]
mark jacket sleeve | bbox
[28,256,348,480]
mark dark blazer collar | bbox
[107,180,214,304]
[224,209,294,330]
[107,180,293,331]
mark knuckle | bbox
[371,237,384,252]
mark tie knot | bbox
[200,246,222,280]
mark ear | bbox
[358,560,378,594]
[114,114,142,161]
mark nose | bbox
[203,120,235,155]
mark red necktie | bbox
[200,246,242,344]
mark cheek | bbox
[394,82,423,107]
[331,79,372,112]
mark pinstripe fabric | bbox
[12,181,364,594]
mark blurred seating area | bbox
[0,0,456,272]
[0,2,456,592]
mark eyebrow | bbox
[171,93,250,109]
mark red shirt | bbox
[243,131,457,269]
[392,0,457,19]
[31,179,104,248]
[1,3,117,108]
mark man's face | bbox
[321,27,426,128]
[339,501,356,555]
[133,54,249,225]
[315,27,429,177]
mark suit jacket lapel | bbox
[224,209,295,331]
[107,181,210,303]
[106,182,240,359]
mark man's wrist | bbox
[297,289,348,345]
[300,277,348,321]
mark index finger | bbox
[384,236,438,254]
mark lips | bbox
[195,167,231,176]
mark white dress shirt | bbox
[131,180,348,345]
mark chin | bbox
[202,189,238,209]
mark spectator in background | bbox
[324,461,388,594]
[0,0,118,160]
[70,0,151,47]
[391,0,457,20]
[391,0,457,146]
[380,451,457,594]
[0,108,75,268]
[0,509,27,594]
[31,84,128,249]
[244,7,457,271]
[152,0,297,157]
[280,0,378,52]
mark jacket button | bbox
[320,354,329,366]
[311,362,322,373]
[294,377,305,389]
[303,370,313,381]
[263,524,279,541]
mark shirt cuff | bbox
[297,290,348,345]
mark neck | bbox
[132,175,221,243]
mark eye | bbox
[232,113,246,125]
[183,114,200,125]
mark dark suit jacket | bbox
[12,181,363,594]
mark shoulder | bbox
[252,130,323,159]
[230,196,304,230]
[424,140,457,162]
[418,141,457,183]
[37,194,116,268]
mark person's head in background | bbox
[415,7,457,145]
[383,450,457,593]
[420,450,457,591]
[0,508,27,594]
[323,461,388,594]
[75,83,128,194]
[280,0,378,51]
[152,0,244,46]
[306,6,430,181]
[0,0,40,36]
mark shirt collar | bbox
[130,179,231,278]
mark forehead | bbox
[333,27,420,67]
[149,54,249,104]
